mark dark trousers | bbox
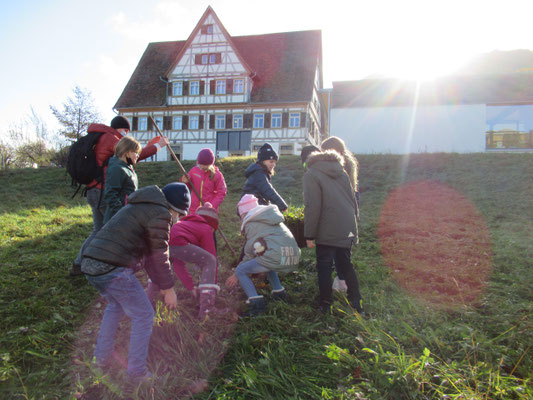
[316,244,362,309]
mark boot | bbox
[69,262,83,277]
[198,284,222,318]
[242,296,266,317]
[271,288,287,302]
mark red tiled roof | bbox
[114,30,322,109]
[332,73,533,108]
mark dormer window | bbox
[201,24,214,34]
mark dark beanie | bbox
[301,145,320,164]
[257,143,278,162]
[162,182,191,215]
[197,148,215,165]
[110,115,131,131]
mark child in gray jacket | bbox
[226,194,300,316]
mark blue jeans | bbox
[86,267,154,377]
[235,259,283,298]
[75,188,107,265]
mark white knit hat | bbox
[238,194,259,216]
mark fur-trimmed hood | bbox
[305,150,346,179]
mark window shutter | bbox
[199,115,204,129]
[132,117,138,131]
[243,113,252,129]
[300,112,306,127]
[182,115,189,130]
[264,113,271,128]
[215,53,222,64]
[201,25,207,34]
[147,116,153,131]
[226,79,233,94]
[194,54,202,64]
[209,115,215,129]
[210,80,216,95]
[183,81,189,96]
[226,114,232,129]
[282,112,289,128]
[200,81,205,95]
[163,116,171,130]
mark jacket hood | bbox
[306,150,346,179]
[179,214,210,225]
[127,185,168,208]
[107,155,130,169]
[244,162,263,178]
[241,204,283,231]
[87,123,121,136]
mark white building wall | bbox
[331,104,486,154]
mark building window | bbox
[138,117,147,131]
[173,116,182,130]
[280,144,294,155]
[233,79,244,94]
[216,80,226,94]
[201,24,213,34]
[209,54,217,64]
[190,81,200,95]
[253,114,264,128]
[154,116,163,130]
[233,114,243,129]
[215,115,225,129]
[271,113,282,128]
[252,144,262,151]
[172,81,183,96]
[189,115,199,130]
[201,54,208,65]
[289,113,300,128]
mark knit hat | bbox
[110,115,131,131]
[257,143,278,162]
[238,194,259,216]
[300,145,320,164]
[162,182,191,215]
[197,148,215,165]
[196,202,219,230]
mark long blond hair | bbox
[321,136,358,192]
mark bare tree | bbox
[50,86,102,142]
[0,140,15,170]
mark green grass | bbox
[0,153,531,399]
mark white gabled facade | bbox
[117,7,325,161]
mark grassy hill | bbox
[0,153,531,399]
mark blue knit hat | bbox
[162,182,191,215]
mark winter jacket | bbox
[87,123,157,190]
[186,165,227,213]
[240,163,287,211]
[82,185,175,289]
[103,156,138,224]
[169,214,217,290]
[241,204,300,272]
[303,151,358,249]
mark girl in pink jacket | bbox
[169,203,220,318]
[181,148,227,214]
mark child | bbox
[168,203,221,318]
[321,136,360,293]
[81,183,188,385]
[102,136,141,224]
[181,148,227,214]
[240,143,287,212]
[301,148,364,315]
[226,194,300,316]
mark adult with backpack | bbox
[69,115,168,276]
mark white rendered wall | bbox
[331,104,486,154]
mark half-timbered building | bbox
[114,6,326,161]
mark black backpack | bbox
[66,131,109,197]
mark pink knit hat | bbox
[197,148,215,165]
[238,194,259,216]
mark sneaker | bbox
[69,262,83,277]
[127,370,152,386]
[271,288,287,302]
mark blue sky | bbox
[1,0,532,143]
